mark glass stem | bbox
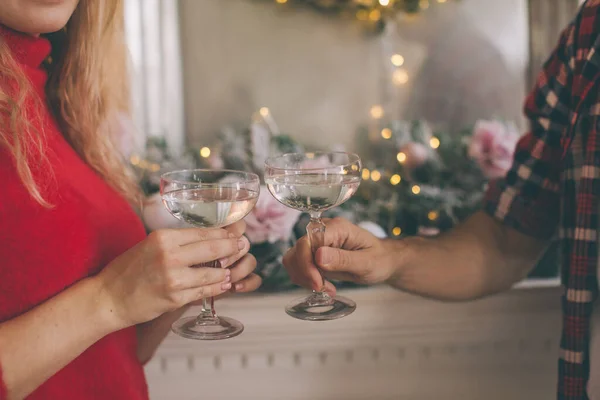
[198,297,216,320]
[194,259,220,324]
[307,212,333,306]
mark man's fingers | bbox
[284,236,324,291]
[315,246,364,275]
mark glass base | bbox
[171,315,244,340]
[285,291,356,321]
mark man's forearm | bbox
[384,212,548,301]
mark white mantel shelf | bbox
[146,281,562,400]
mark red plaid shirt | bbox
[484,1,600,398]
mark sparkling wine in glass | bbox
[160,169,260,340]
[264,152,362,321]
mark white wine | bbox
[162,188,259,228]
[266,173,360,212]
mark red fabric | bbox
[0,26,149,399]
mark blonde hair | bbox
[0,0,139,207]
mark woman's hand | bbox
[96,226,249,330]
[222,221,262,294]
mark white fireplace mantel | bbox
[146,281,562,400]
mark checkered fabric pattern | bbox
[483,1,600,398]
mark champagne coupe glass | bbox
[264,152,362,321]
[160,169,260,340]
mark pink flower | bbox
[245,186,301,244]
[468,120,520,179]
[398,142,430,169]
[207,153,225,170]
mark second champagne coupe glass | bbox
[160,169,260,340]
[264,152,362,321]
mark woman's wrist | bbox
[85,276,130,335]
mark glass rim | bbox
[264,151,361,172]
[160,169,260,185]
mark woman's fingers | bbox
[177,237,245,266]
[219,236,250,268]
[180,278,233,304]
[228,254,257,284]
[224,220,246,238]
[175,266,230,290]
[152,228,231,248]
[231,273,262,293]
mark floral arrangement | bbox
[347,118,521,237]
[130,112,558,293]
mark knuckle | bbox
[330,216,348,227]
[199,272,210,286]
[206,241,222,259]
[166,289,184,308]
[199,286,211,299]
[155,250,170,268]
[149,230,171,250]
[338,251,350,268]
[164,274,184,292]
[236,220,247,233]
[194,230,209,241]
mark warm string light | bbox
[370,105,384,119]
[428,211,439,221]
[371,170,382,182]
[200,147,211,158]
[381,128,392,139]
[259,107,270,117]
[412,185,421,195]
[396,152,406,163]
[392,227,402,236]
[391,54,404,67]
[130,154,141,166]
[429,137,440,149]
[369,9,381,21]
[392,69,409,85]
[378,0,390,5]
[362,168,371,180]
[390,174,401,185]
[130,154,160,172]
[275,0,288,4]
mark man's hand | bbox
[283,218,398,296]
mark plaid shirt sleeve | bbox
[483,21,575,241]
